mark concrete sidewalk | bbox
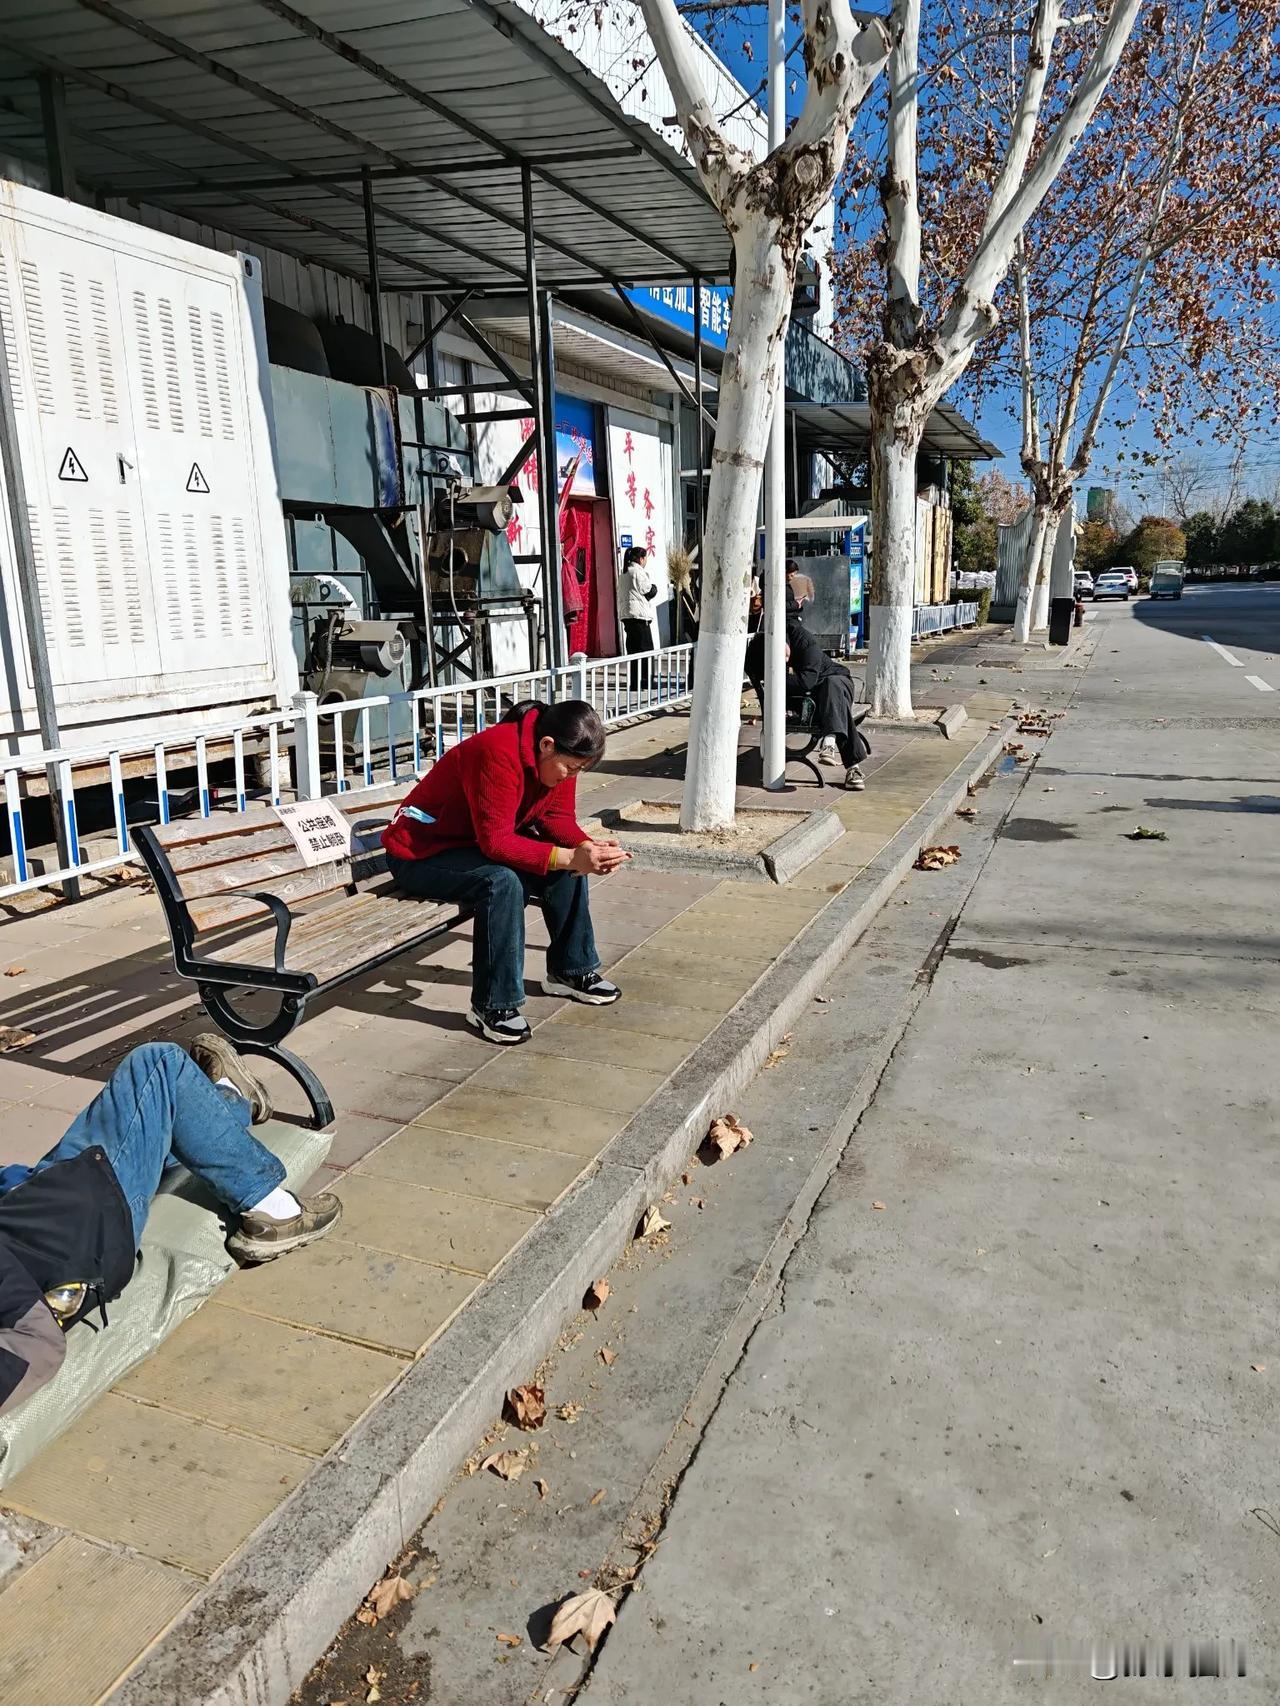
[0,688,1013,1705]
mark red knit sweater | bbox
[381,709,588,877]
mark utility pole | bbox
[761,0,787,790]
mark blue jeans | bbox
[4,1043,286,1246]
[387,848,600,1011]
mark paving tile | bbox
[0,1534,196,1702]
[327,1062,456,1125]
[412,1084,623,1158]
[358,1125,587,1213]
[0,1100,80,1163]
[221,1234,478,1353]
[601,970,747,1013]
[333,1169,540,1270]
[473,1049,664,1115]
[117,1302,402,1456]
[552,998,718,1045]
[316,1111,405,1171]
[531,1017,693,1076]
[620,944,771,984]
[3,1392,312,1578]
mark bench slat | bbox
[212,891,458,982]
[149,781,409,851]
[166,808,396,878]
[186,855,387,933]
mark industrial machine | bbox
[265,302,538,745]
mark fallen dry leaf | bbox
[916,845,961,871]
[589,1488,607,1506]
[637,1204,670,1239]
[365,1573,414,1621]
[481,1448,530,1482]
[750,1661,760,1672]
[356,1607,377,1626]
[966,781,978,796]
[689,1196,705,1210]
[505,1384,546,1430]
[557,1401,584,1424]
[4,966,24,976]
[762,1042,791,1070]
[0,1026,36,1053]
[1125,826,1167,842]
[1251,1364,1267,1373]
[956,806,977,820]
[584,1278,610,1311]
[872,1201,886,1211]
[707,1114,753,1160]
[546,1588,617,1653]
[535,1477,550,1499]
[599,1346,617,1366]
[496,1632,522,1648]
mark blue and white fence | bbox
[0,643,694,901]
[912,601,979,639]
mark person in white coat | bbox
[618,546,659,692]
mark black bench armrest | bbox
[236,890,294,974]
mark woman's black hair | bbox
[500,698,606,766]
[622,545,647,568]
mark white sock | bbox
[248,1186,301,1220]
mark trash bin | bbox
[1049,597,1074,646]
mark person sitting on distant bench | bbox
[746,610,871,791]
[0,1037,341,1418]
[382,699,630,1046]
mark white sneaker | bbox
[815,738,840,766]
[844,765,866,791]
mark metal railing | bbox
[912,601,979,638]
[0,642,695,901]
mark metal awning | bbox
[791,400,1001,461]
[0,0,734,292]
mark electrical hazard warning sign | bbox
[57,447,88,482]
[185,462,210,494]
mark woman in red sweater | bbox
[382,700,628,1043]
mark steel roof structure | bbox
[0,0,735,293]
[790,401,1001,463]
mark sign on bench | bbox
[273,799,354,868]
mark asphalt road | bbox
[585,584,1280,1704]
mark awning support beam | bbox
[405,291,477,368]
[37,72,77,200]
[609,283,716,431]
[253,0,699,274]
[362,167,388,387]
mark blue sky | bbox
[691,8,1279,518]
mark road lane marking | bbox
[1245,675,1275,692]
[1202,635,1243,666]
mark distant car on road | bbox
[1148,562,1185,601]
[1073,572,1095,598]
[1111,565,1139,594]
[1093,571,1131,601]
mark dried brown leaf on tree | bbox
[505,1383,546,1429]
[637,1204,670,1239]
[0,1026,36,1053]
[481,1448,530,1482]
[545,1587,617,1653]
[707,1114,753,1160]
[584,1278,610,1311]
[916,845,961,871]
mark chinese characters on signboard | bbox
[274,799,353,868]
[623,284,733,352]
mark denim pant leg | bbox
[526,871,600,980]
[388,850,527,1010]
[37,1042,286,1243]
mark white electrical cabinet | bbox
[0,181,297,753]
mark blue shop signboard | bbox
[624,284,733,352]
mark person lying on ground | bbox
[745,612,871,791]
[382,698,630,1046]
[0,1037,341,1418]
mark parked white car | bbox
[1112,565,1139,594]
[1092,572,1132,602]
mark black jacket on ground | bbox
[0,1148,134,1416]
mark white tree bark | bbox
[1029,506,1056,632]
[637,0,888,828]
[1012,504,1052,644]
[868,412,923,717]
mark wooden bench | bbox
[134,786,469,1129]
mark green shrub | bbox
[972,586,992,625]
